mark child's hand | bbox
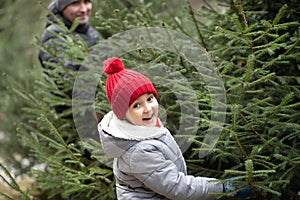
[223,177,251,199]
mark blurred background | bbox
[0,0,52,195]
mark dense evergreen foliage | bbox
[0,0,48,180]
[1,0,299,199]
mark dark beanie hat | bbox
[55,0,84,12]
[103,57,158,119]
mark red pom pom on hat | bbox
[103,57,124,75]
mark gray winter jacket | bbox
[98,111,223,200]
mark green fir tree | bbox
[2,0,299,199]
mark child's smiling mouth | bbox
[142,114,154,121]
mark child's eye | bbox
[132,103,140,109]
[147,95,154,102]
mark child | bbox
[98,57,250,200]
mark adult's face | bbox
[62,0,92,25]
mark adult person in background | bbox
[39,0,102,70]
[38,0,102,118]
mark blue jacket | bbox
[98,111,223,200]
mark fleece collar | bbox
[99,111,167,141]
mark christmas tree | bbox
[2,0,299,199]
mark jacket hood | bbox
[98,111,167,158]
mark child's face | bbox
[125,93,159,127]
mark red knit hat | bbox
[103,57,158,119]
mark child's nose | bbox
[143,103,151,112]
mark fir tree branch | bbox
[237,0,248,29]
[0,163,31,200]
[0,192,14,200]
[232,105,247,157]
[41,115,89,172]
[187,1,207,50]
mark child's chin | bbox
[143,119,156,127]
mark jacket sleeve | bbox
[126,142,223,200]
